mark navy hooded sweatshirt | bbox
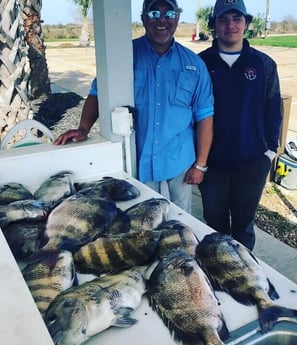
[199,39,282,169]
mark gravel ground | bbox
[255,183,297,249]
[33,92,297,249]
[32,92,100,138]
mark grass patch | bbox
[248,35,297,48]
[45,38,79,43]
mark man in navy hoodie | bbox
[198,0,282,250]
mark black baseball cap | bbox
[213,0,248,17]
[142,0,182,13]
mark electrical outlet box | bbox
[111,107,133,136]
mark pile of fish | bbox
[1,171,297,345]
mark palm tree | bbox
[19,0,51,98]
[0,0,31,141]
[70,0,93,47]
[196,6,213,40]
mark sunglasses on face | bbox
[144,10,179,20]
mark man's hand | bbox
[53,129,88,145]
[183,167,205,185]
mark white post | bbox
[265,0,271,37]
[92,0,137,177]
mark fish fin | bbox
[226,289,256,306]
[259,306,297,333]
[113,317,137,328]
[219,318,230,341]
[267,279,280,300]
[0,214,9,228]
[206,274,224,293]
[159,314,206,345]
[57,237,88,252]
[25,248,61,269]
[147,300,207,345]
[113,308,137,328]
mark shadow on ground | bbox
[32,92,83,129]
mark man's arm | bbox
[54,95,99,145]
[184,116,213,185]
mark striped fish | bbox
[34,171,76,207]
[73,230,161,275]
[125,198,170,231]
[45,266,146,345]
[0,199,51,229]
[155,219,200,258]
[22,250,76,318]
[196,232,297,333]
[75,176,140,201]
[147,248,229,345]
[0,182,33,205]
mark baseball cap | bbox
[142,0,182,13]
[213,0,248,17]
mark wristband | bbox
[193,164,208,173]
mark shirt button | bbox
[157,83,160,87]
[156,102,160,106]
[156,122,160,126]
[155,140,158,144]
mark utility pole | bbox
[195,0,201,40]
[265,0,271,38]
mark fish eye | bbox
[182,262,194,275]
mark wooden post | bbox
[268,94,292,181]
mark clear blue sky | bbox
[42,0,296,25]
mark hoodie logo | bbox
[244,67,257,81]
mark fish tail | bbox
[259,305,297,333]
[25,248,61,269]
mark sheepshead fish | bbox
[73,230,161,274]
[0,199,51,228]
[42,187,118,252]
[196,232,297,333]
[22,250,76,318]
[147,248,229,345]
[102,207,131,236]
[34,171,76,207]
[2,220,47,260]
[125,197,170,231]
[0,182,33,205]
[45,266,146,345]
[155,219,199,258]
[75,176,140,201]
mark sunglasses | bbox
[144,10,179,20]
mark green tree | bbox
[196,6,213,40]
[249,14,265,38]
[70,0,92,46]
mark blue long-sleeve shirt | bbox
[133,36,213,182]
[199,39,282,169]
[90,36,214,182]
